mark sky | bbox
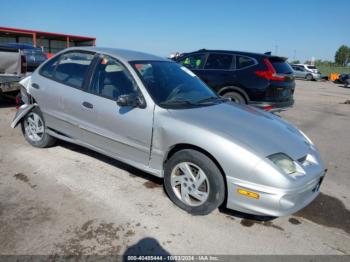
[1,0,349,62]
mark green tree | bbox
[289,60,300,64]
[335,45,350,66]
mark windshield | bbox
[130,61,220,107]
[307,65,317,69]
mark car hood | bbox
[168,102,310,160]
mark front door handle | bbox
[82,101,93,109]
[32,83,40,89]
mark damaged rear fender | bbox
[10,104,37,128]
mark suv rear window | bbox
[270,59,293,74]
[236,56,255,69]
[205,54,233,70]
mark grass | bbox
[317,65,350,76]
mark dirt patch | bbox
[240,219,284,231]
[143,181,161,189]
[54,220,140,255]
[14,173,37,189]
[288,218,301,225]
[296,193,350,235]
[0,202,53,252]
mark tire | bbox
[164,149,225,215]
[222,91,246,104]
[20,107,56,148]
[305,74,313,81]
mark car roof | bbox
[65,46,168,62]
[294,64,315,66]
[178,49,287,60]
[181,49,267,57]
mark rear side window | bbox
[236,56,255,69]
[178,54,206,69]
[40,56,60,78]
[53,52,94,89]
[270,60,293,74]
[205,54,233,70]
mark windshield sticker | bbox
[180,66,197,77]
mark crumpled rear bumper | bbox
[10,103,36,128]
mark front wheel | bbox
[306,74,313,81]
[21,107,56,148]
[164,149,225,215]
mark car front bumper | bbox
[312,73,322,80]
[225,168,326,217]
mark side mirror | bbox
[116,93,144,108]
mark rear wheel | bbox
[222,91,246,104]
[164,149,225,215]
[305,74,313,81]
[21,107,56,148]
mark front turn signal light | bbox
[237,188,260,199]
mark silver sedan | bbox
[11,47,326,216]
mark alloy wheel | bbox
[170,162,210,206]
[24,112,44,142]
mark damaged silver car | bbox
[11,47,326,216]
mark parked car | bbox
[173,49,295,112]
[3,43,47,72]
[338,73,350,87]
[12,47,326,216]
[0,45,27,96]
[291,64,321,81]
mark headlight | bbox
[268,153,297,175]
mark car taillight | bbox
[263,105,274,111]
[21,55,27,74]
[15,94,22,109]
[255,58,285,81]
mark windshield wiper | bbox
[194,96,224,104]
[159,100,194,106]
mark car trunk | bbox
[266,57,295,102]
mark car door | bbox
[200,53,236,91]
[30,51,95,140]
[293,66,305,78]
[76,54,153,166]
[299,66,308,78]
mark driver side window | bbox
[91,56,137,100]
[178,54,206,70]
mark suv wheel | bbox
[21,107,56,148]
[222,92,246,104]
[305,74,313,81]
[164,149,225,215]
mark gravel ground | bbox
[0,80,349,255]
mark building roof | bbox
[67,46,168,62]
[0,26,95,41]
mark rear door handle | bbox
[32,83,40,89]
[82,101,93,109]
